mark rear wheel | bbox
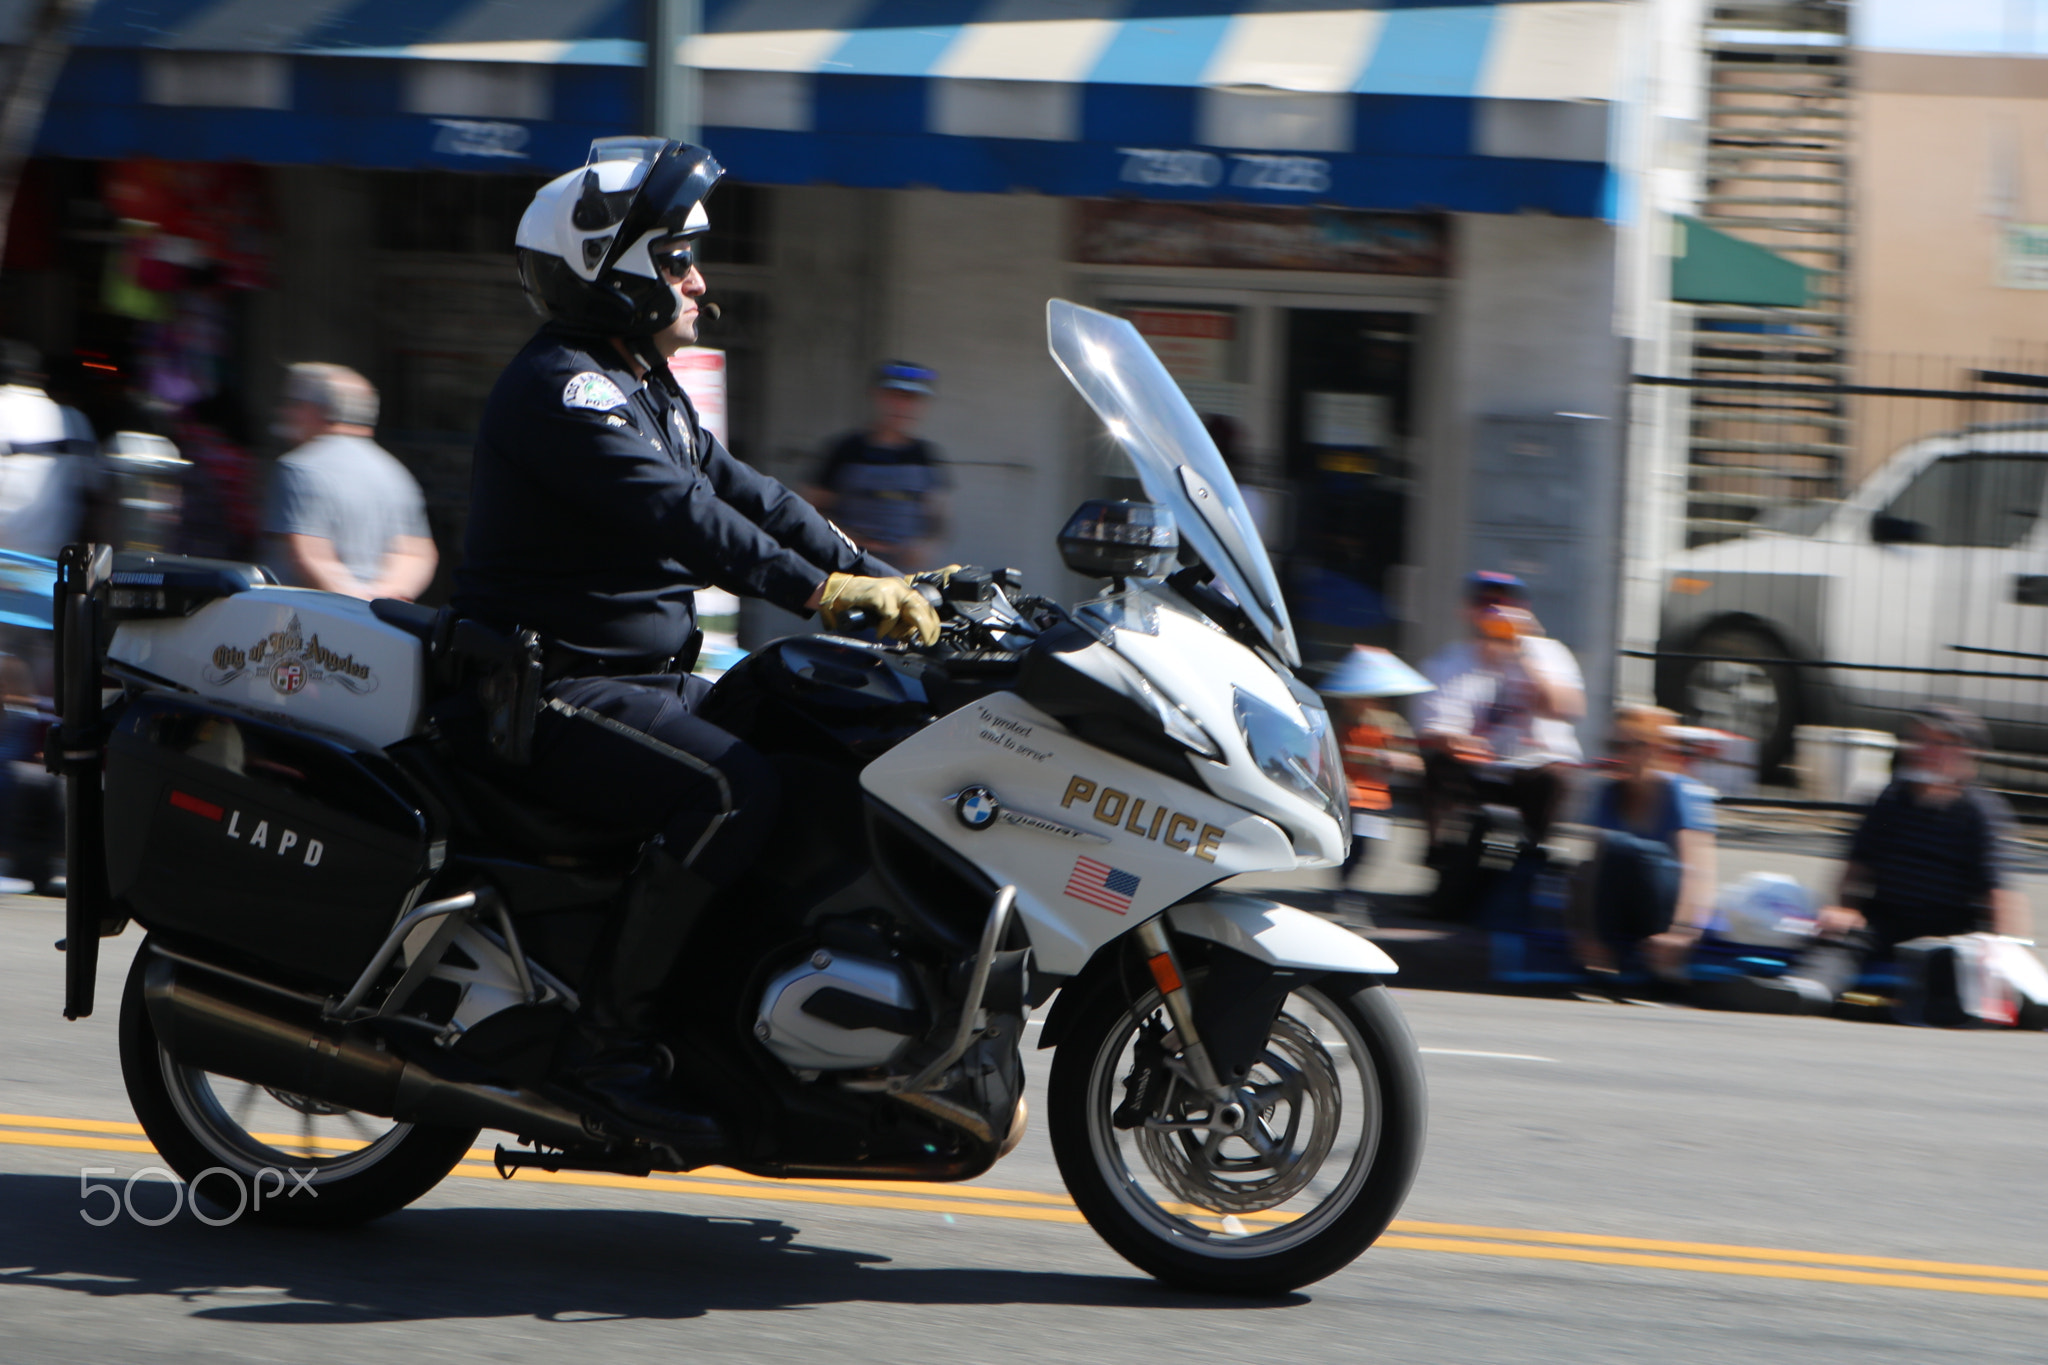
[1675,623,1800,776]
[119,944,480,1227]
[1049,976,1424,1294]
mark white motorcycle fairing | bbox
[106,588,426,749]
[860,690,1296,977]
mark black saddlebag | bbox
[103,693,435,986]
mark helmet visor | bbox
[596,142,724,277]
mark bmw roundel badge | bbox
[954,786,999,830]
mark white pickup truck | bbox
[1655,425,2048,770]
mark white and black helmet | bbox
[515,136,724,336]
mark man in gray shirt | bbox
[263,363,437,600]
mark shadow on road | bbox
[0,1174,1303,1322]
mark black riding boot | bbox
[554,839,726,1147]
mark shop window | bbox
[1111,304,1248,436]
[405,63,550,122]
[142,54,289,110]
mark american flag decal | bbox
[1065,856,1140,915]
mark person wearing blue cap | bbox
[1416,571,1586,880]
[806,361,950,570]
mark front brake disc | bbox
[1134,1013,1342,1215]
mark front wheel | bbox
[1049,976,1424,1294]
[119,944,480,1228]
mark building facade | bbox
[7,0,1694,730]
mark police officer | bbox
[454,137,938,1144]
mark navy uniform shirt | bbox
[456,325,889,661]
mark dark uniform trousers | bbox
[510,671,777,889]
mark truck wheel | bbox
[1678,624,1799,777]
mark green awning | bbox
[1671,215,1811,308]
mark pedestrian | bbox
[1416,571,1585,858]
[0,340,100,562]
[261,363,437,601]
[804,361,949,570]
[1319,645,1429,918]
[1705,704,2032,1018]
[1570,705,1719,982]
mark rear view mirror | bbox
[1058,500,1178,580]
[1870,513,1926,545]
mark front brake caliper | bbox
[1112,1016,1171,1130]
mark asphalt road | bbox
[5,895,2048,1364]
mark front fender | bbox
[1167,892,1397,974]
[1035,892,1393,1052]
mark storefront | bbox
[697,0,1647,706]
[12,0,1664,716]
[1068,201,1447,659]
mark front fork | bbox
[1133,918,1224,1094]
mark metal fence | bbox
[1631,357,2048,810]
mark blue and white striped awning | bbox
[691,0,1628,217]
[35,0,645,169]
[29,0,1626,214]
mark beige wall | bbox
[1855,51,2048,477]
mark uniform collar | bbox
[542,324,646,389]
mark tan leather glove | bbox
[819,573,941,646]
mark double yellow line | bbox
[4,1110,2046,1300]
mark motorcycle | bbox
[49,301,1423,1294]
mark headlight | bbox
[1232,685,1348,833]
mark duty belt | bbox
[540,629,702,683]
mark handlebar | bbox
[825,566,1050,656]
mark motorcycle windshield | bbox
[1047,299,1299,668]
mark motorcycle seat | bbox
[388,743,645,863]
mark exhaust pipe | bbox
[143,952,591,1151]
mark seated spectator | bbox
[1706,704,2030,1016]
[1320,645,1431,918]
[1570,706,1719,980]
[1417,572,1584,860]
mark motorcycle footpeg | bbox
[537,1078,729,1156]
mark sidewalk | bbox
[1224,809,2048,994]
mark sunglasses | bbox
[649,239,697,279]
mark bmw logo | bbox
[954,786,999,830]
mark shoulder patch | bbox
[563,372,628,412]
